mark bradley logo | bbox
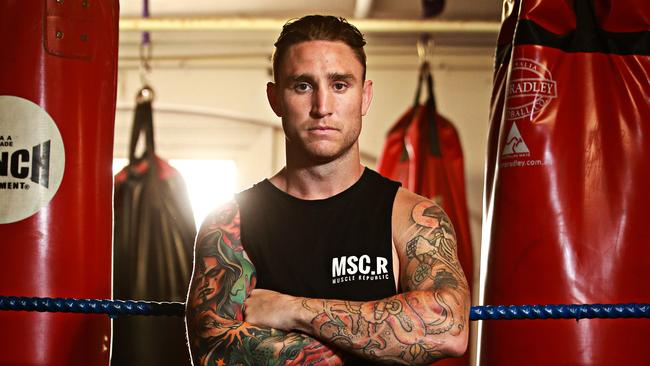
[500,121,546,169]
[331,255,390,284]
[506,58,557,121]
[501,123,530,157]
[0,140,51,188]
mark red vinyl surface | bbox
[0,1,119,364]
[481,1,650,365]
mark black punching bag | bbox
[112,91,195,365]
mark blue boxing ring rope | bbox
[1,296,649,320]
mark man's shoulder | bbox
[198,200,241,236]
[235,179,269,198]
[365,167,401,186]
[233,179,275,211]
[392,188,446,238]
[393,187,432,209]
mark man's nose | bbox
[310,87,333,118]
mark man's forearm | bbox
[189,311,341,366]
[293,289,466,365]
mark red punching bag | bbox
[376,63,430,184]
[0,1,119,365]
[378,62,474,366]
[481,0,650,365]
[376,108,414,187]
[404,65,473,298]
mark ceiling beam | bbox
[119,17,500,34]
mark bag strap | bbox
[413,61,443,157]
[413,62,427,108]
[424,67,442,157]
[573,0,602,50]
[128,87,156,164]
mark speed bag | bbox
[0,1,119,365]
[481,0,650,365]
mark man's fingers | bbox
[243,289,298,331]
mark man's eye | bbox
[294,83,311,92]
[333,82,348,91]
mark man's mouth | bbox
[308,125,338,132]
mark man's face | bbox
[267,40,373,163]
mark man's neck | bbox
[270,147,365,200]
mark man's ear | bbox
[361,79,373,116]
[266,82,283,117]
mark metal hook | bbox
[136,85,155,103]
[139,42,153,87]
[416,35,434,66]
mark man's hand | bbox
[244,288,303,332]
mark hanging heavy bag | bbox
[379,63,473,297]
[112,91,195,365]
[378,63,474,366]
[0,1,118,364]
[406,63,473,293]
[405,64,473,366]
[375,64,422,185]
[481,0,650,365]
[377,62,435,186]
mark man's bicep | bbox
[185,201,258,364]
[398,199,468,293]
[187,201,253,322]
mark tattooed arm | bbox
[185,201,344,366]
[244,189,470,365]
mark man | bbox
[186,15,470,365]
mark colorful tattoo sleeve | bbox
[300,200,470,365]
[186,201,343,366]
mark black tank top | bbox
[235,168,401,302]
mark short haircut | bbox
[272,15,367,82]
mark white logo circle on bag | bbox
[0,96,65,224]
[506,58,557,121]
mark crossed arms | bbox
[185,189,470,365]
